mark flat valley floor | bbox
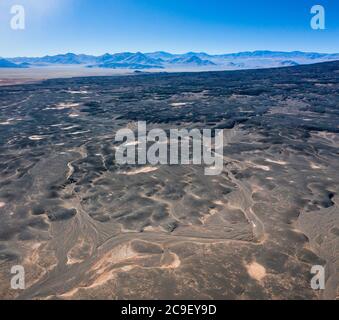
[0,61,338,299]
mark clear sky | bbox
[0,0,338,57]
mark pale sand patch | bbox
[29,135,45,141]
[265,159,287,165]
[246,262,266,281]
[66,257,84,265]
[120,265,135,272]
[66,238,90,265]
[0,202,6,208]
[120,167,158,175]
[81,243,139,290]
[201,208,219,224]
[23,243,44,267]
[310,162,322,169]
[143,225,162,232]
[23,242,58,284]
[94,244,138,271]
[59,288,80,299]
[58,241,165,298]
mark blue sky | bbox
[0,0,338,57]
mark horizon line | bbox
[4,49,339,59]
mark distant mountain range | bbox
[2,51,339,70]
[0,58,25,68]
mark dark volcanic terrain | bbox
[0,61,338,300]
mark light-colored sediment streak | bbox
[29,135,45,141]
[265,159,287,165]
[69,113,79,118]
[246,161,271,171]
[66,162,75,180]
[69,130,90,135]
[310,162,322,169]
[170,102,188,107]
[67,90,89,94]
[120,167,158,175]
[225,161,267,244]
[46,103,81,110]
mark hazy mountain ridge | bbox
[4,51,339,70]
[0,58,25,68]
[168,55,216,66]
